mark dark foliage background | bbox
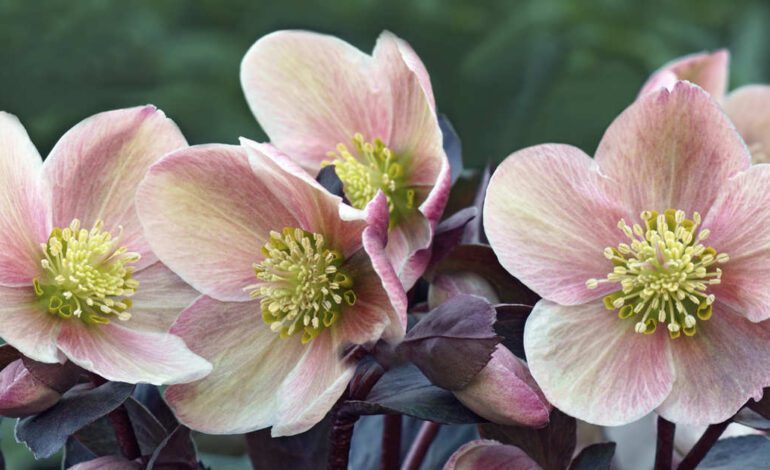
[1,0,769,468]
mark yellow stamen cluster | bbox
[323,133,416,225]
[586,209,728,338]
[34,219,139,325]
[248,227,356,344]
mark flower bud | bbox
[0,359,61,417]
[444,439,540,470]
[454,345,550,427]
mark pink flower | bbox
[0,107,210,385]
[484,82,770,426]
[240,30,451,289]
[640,50,770,163]
[135,139,406,436]
[454,344,551,427]
[444,440,541,470]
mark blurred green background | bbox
[1,0,769,468]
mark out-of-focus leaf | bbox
[439,113,463,185]
[15,382,134,459]
[699,435,770,469]
[398,294,499,390]
[494,304,532,360]
[430,207,478,269]
[146,425,200,469]
[64,417,117,467]
[479,409,577,470]
[344,364,482,424]
[461,165,490,245]
[569,442,616,470]
[123,397,168,455]
[316,165,346,199]
[133,384,177,433]
[245,416,331,470]
[428,244,540,305]
[733,408,770,431]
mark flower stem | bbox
[90,374,140,460]
[654,416,676,469]
[380,414,402,470]
[677,419,731,470]
[402,421,440,470]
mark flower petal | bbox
[657,302,770,424]
[165,296,302,434]
[375,31,435,109]
[454,345,550,427]
[443,440,541,470]
[55,321,211,385]
[43,106,187,271]
[125,263,199,333]
[137,144,293,302]
[524,299,674,426]
[702,164,770,322]
[639,50,729,100]
[595,81,749,217]
[272,331,355,436]
[0,285,61,363]
[0,112,50,286]
[0,358,61,417]
[240,30,387,172]
[724,85,770,164]
[483,144,627,305]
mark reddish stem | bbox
[654,416,676,469]
[380,414,402,470]
[90,374,140,460]
[677,420,730,470]
[402,421,440,470]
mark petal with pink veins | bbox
[240,30,388,172]
[375,31,435,110]
[639,50,729,100]
[0,112,50,287]
[657,302,770,425]
[443,439,542,470]
[483,144,627,305]
[454,345,551,427]
[165,296,304,434]
[724,85,770,164]
[124,262,200,333]
[55,320,211,385]
[524,299,674,426]
[702,164,770,322]
[43,106,187,271]
[137,144,295,302]
[596,82,749,217]
[0,285,61,363]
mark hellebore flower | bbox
[0,107,210,385]
[443,440,541,470]
[641,49,770,163]
[240,30,450,289]
[454,344,551,427]
[0,359,60,417]
[484,82,770,426]
[135,139,406,436]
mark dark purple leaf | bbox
[427,244,540,305]
[438,113,462,186]
[0,345,20,370]
[733,407,770,431]
[748,387,770,419]
[430,207,478,267]
[124,397,168,455]
[398,294,499,390]
[245,416,331,470]
[569,442,616,470]
[316,165,346,200]
[64,416,118,467]
[461,165,491,244]
[133,384,178,432]
[21,356,82,394]
[344,364,481,424]
[700,435,770,469]
[479,409,577,470]
[494,304,533,360]
[15,381,134,458]
[146,425,200,470]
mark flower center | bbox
[324,133,416,226]
[34,219,140,325]
[248,227,356,344]
[586,209,728,339]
